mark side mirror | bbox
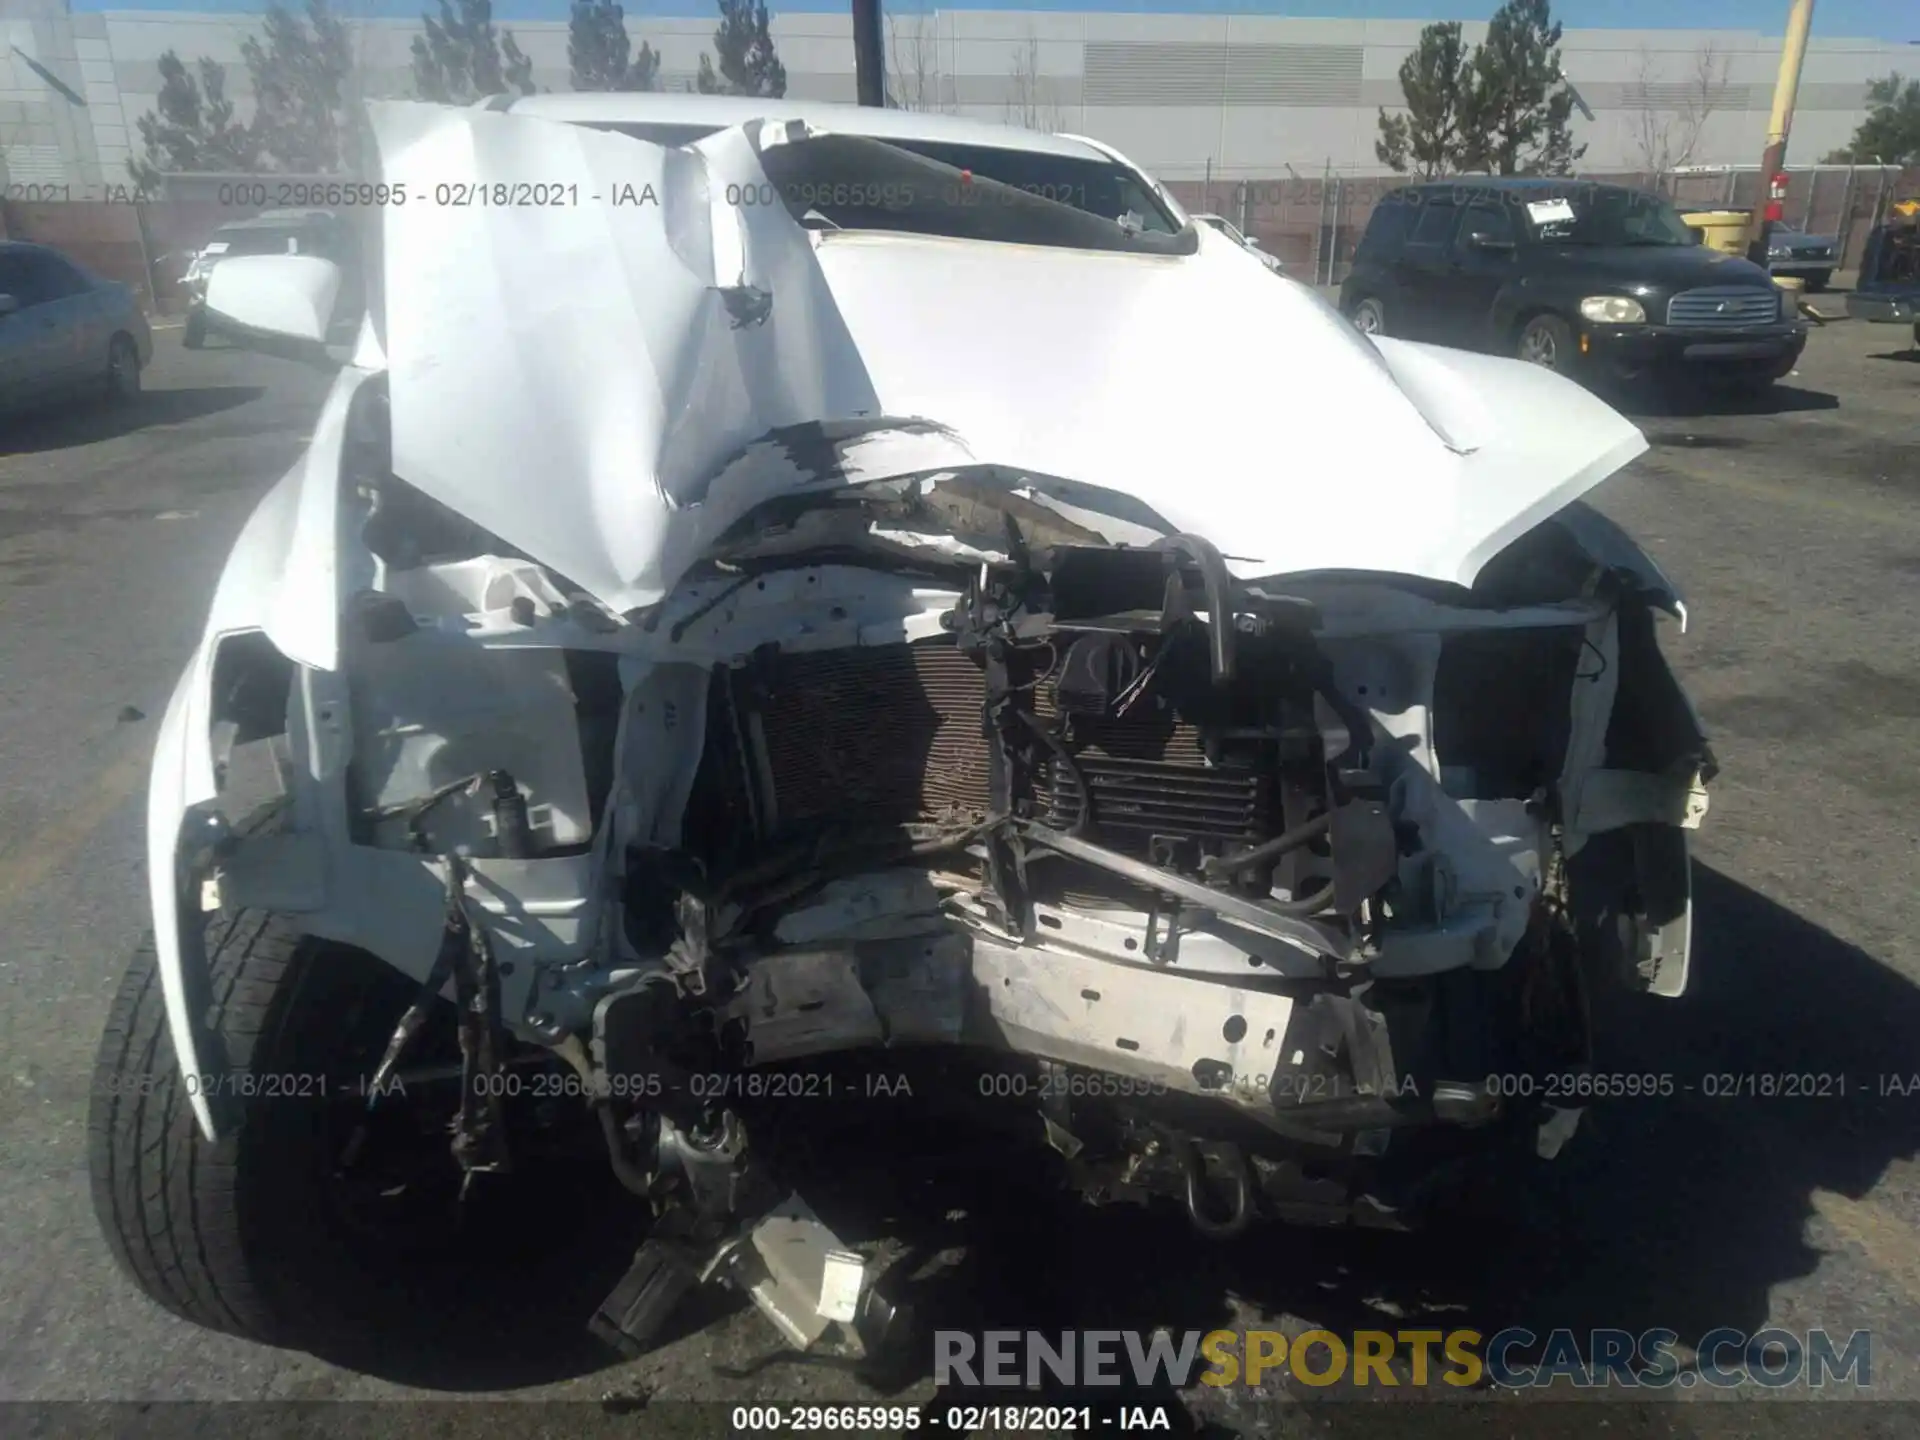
[1469,232,1515,253]
[0,294,18,318]
[1686,225,1706,246]
[203,253,341,365]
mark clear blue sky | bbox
[63,0,1920,43]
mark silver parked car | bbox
[0,241,151,413]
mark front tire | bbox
[183,309,207,349]
[1804,272,1829,293]
[88,915,303,1342]
[88,912,459,1347]
[1351,296,1387,336]
[1516,313,1576,374]
[105,333,141,402]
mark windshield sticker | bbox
[1526,198,1576,226]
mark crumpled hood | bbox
[370,102,1647,613]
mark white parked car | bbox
[1194,211,1285,272]
[91,94,1713,1359]
[177,208,350,349]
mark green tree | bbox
[694,0,785,98]
[568,0,659,92]
[241,0,355,173]
[411,0,537,103]
[1824,73,1920,165]
[1459,0,1586,176]
[1375,22,1473,177]
[129,52,260,189]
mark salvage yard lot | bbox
[0,316,1916,1429]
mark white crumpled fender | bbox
[147,367,373,1136]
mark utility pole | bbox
[852,0,886,107]
[1743,0,1816,265]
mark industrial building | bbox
[1,0,1911,192]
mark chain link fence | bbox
[5,159,1915,313]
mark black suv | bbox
[1339,178,1807,392]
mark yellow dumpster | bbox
[1682,209,1752,256]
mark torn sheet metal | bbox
[367,102,1649,615]
[965,937,1296,1112]
[725,933,970,1063]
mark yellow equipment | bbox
[1682,210,1753,256]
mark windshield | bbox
[588,122,1182,239]
[1524,186,1696,247]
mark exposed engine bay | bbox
[187,388,1712,1352]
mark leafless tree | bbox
[886,10,947,112]
[1006,30,1065,132]
[1629,43,1731,189]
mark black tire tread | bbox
[87,908,308,1344]
[105,333,141,399]
[1517,312,1576,370]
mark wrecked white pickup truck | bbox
[89,96,1714,1359]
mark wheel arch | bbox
[1508,303,1572,345]
[146,367,373,1139]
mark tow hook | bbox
[1178,1137,1253,1239]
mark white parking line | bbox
[150,320,184,331]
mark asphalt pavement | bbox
[1,318,1917,1432]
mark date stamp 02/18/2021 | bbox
[91,1064,1920,1106]
[6,171,1098,214]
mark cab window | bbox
[1408,197,1458,246]
[0,248,88,307]
[1355,196,1413,259]
[1453,200,1515,253]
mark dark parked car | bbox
[1339,179,1807,394]
[1765,223,1838,290]
[0,240,151,415]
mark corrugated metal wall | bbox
[1082,41,1363,107]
